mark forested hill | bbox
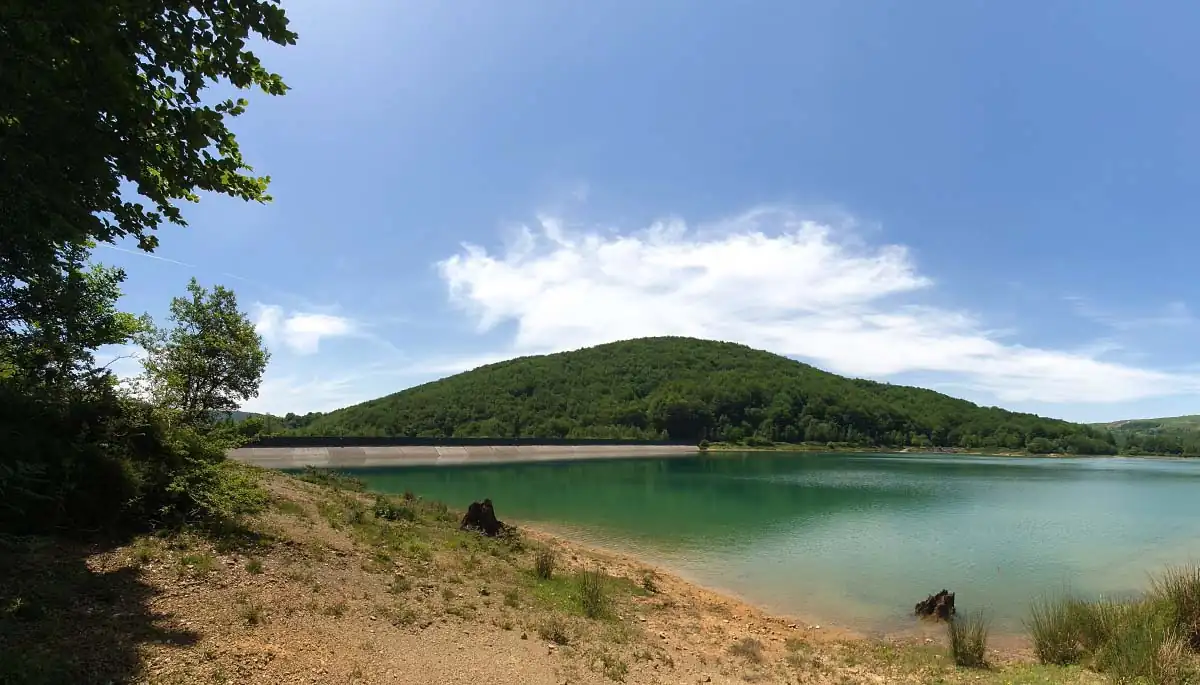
[287,337,1116,454]
[1092,415,1200,456]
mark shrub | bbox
[537,615,571,645]
[0,383,267,535]
[948,610,989,668]
[698,439,710,450]
[578,569,609,619]
[245,558,264,574]
[534,548,557,580]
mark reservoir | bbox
[349,452,1200,634]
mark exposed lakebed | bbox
[350,452,1200,634]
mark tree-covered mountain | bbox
[1092,415,1200,456]
[290,337,1117,454]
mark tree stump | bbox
[460,498,506,537]
[914,590,956,621]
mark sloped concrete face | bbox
[227,444,699,468]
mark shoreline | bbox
[521,520,1037,655]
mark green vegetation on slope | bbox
[1093,415,1200,457]
[291,337,1118,454]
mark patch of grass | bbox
[590,649,629,682]
[239,600,266,626]
[245,558,264,575]
[323,600,348,618]
[497,615,515,631]
[373,495,417,522]
[948,610,990,668]
[441,587,456,601]
[1093,601,1191,684]
[178,552,218,576]
[534,547,557,580]
[296,466,365,491]
[388,575,413,594]
[129,538,162,565]
[273,498,307,518]
[577,568,609,619]
[444,603,476,619]
[728,636,765,663]
[378,602,418,627]
[640,569,659,594]
[1152,564,1200,649]
[1028,581,1199,684]
[1028,595,1086,665]
[503,588,521,608]
[537,615,572,645]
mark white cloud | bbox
[437,207,1200,405]
[253,304,355,355]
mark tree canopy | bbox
[1,0,294,535]
[290,337,1120,455]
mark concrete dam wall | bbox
[227,444,700,469]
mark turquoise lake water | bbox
[349,452,1200,634]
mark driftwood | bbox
[914,590,956,621]
[460,498,506,537]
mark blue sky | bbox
[100,0,1200,423]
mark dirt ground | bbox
[0,468,1106,684]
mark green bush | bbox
[947,610,989,668]
[0,381,266,535]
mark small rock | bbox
[787,623,797,629]
[521,632,528,640]
[659,632,668,640]
[639,616,648,622]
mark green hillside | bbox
[1092,415,1200,456]
[291,337,1117,454]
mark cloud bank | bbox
[437,208,1199,404]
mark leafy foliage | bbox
[138,278,269,423]
[293,337,1118,453]
[1098,416,1200,456]
[1,0,295,284]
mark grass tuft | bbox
[728,636,765,663]
[1152,564,1200,650]
[534,547,557,580]
[1027,569,1200,684]
[245,558,264,575]
[947,609,989,668]
[577,568,609,619]
[537,615,572,645]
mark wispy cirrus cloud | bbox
[436,207,1200,404]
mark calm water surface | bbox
[350,453,1200,633]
